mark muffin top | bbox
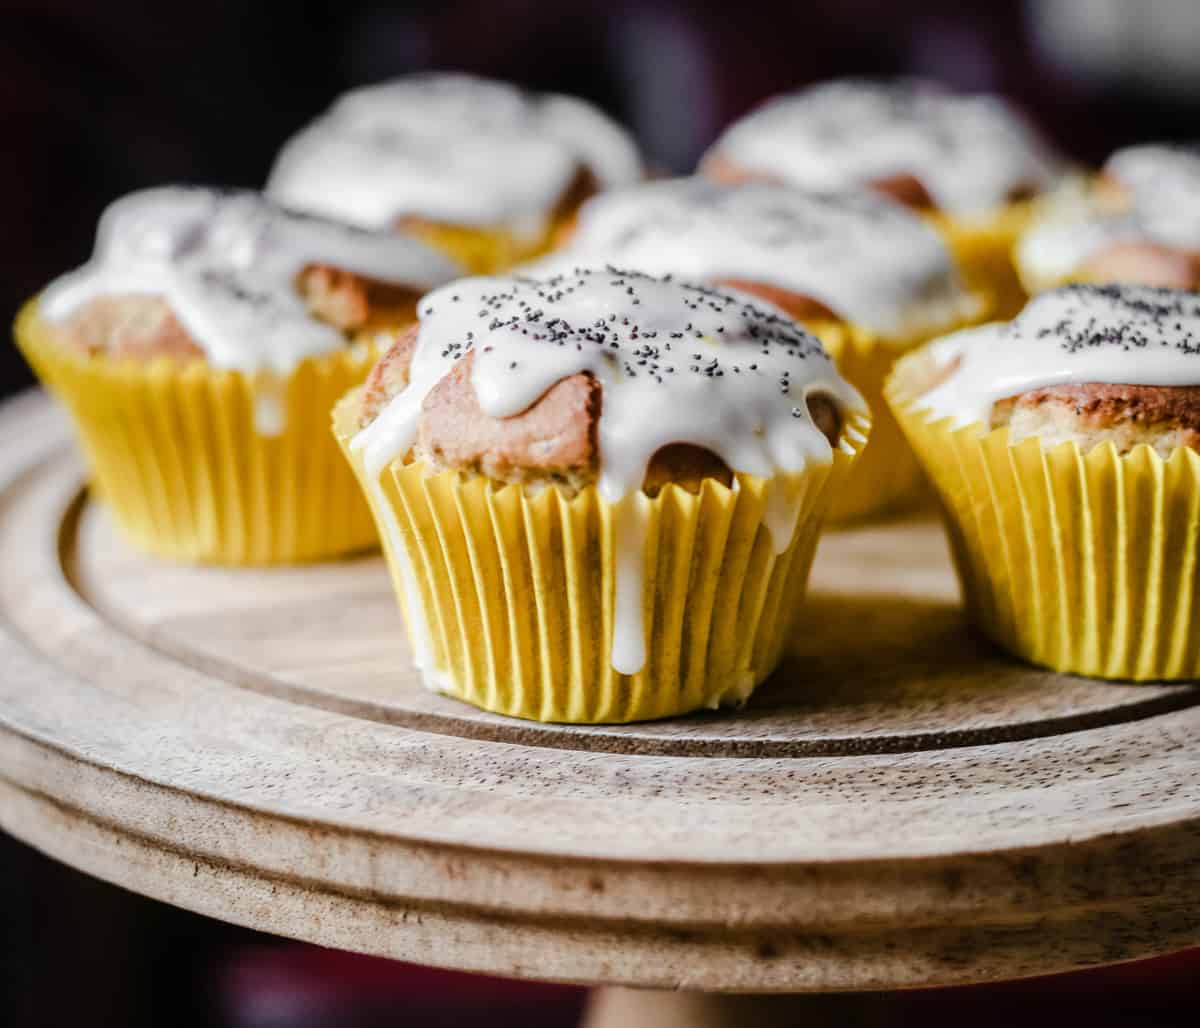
[530,178,978,339]
[266,73,642,238]
[352,268,864,507]
[1018,143,1200,290]
[1105,142,1200,197]
[41,186,461,374]
[701,78,1065,219]
[918,283,1200,431]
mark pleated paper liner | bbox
[15,299,379,565]
[932,199,1035,321]
[809,322,928,523]
[809,301,991,524]
[334,391,868,723]
[887,347,1200,681]
[402,210,578,275]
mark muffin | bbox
[266,73,643,275]
[1017,143,1200,294]
[528,177,985,520]
[700,78,1067,318]
[887,282,1200,681]
[16,185,461,564]
[334,269,869,722]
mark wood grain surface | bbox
[2,390,1200,992]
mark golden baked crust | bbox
[53,266,421,362]
[1077,241,1200,292]
[54,296,205,362]
[866,172,935,211]
[355,324,842,494]
[697,152,772,187]
[1050,167,1200,289]
[701,153,1038,213]
[711,278,837,322]
[1090,170,1133,213]
[298,264,422,335]
[419,354,600,489]
[991,382,1200,457]
[360,323,420,425]
[395,166,601,271]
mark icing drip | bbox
[353,269,863,674]
[1019,145,1200,287]
[919,284,1200,428]
[706,78,1064,219]
[266,73,642,239]
[41,186,460,432]
[529,178,978,339]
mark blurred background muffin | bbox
[18,186,460,563]
[265,73,642,273]
[532,178,983,521]
[1017,143,1200,293]
[699,77,1068,317]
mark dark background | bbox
[4,2,1200,1025]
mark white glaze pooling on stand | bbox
[706,79,1064,218]
[40,187,460,431]
[920,283,1200,427]
[353,270,863,674]
[266,73,642,239]
[1019,145,1200,288]
[531,179,979,339]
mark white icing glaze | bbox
[528,178,978,339]
[352,269,864,675]
[1106,142,1200,203]
[1016,212,1148,292]
[1018,145,1200,288]
[41,186,460,431]
[919,284,1200,428]
[705,78,1064,219]
[266,73,642,239]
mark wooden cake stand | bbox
[2,391,1199,1026]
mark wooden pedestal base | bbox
[2,392,1199,994]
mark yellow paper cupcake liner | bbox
[887,348,1200,681]
[404,210,580,275]
[334,392,867,722]
[808,322,928,523]
[809,301,993,523]
[15,299,380,565]
[932,200,1035,321]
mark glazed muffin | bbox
[334,268,868,723]
[16,185,461,564]
[529,177,985,520]
[700,78,1067,317]
[1017,143,1200,294]
[266,73,642,275]
[887,283,1200,681]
